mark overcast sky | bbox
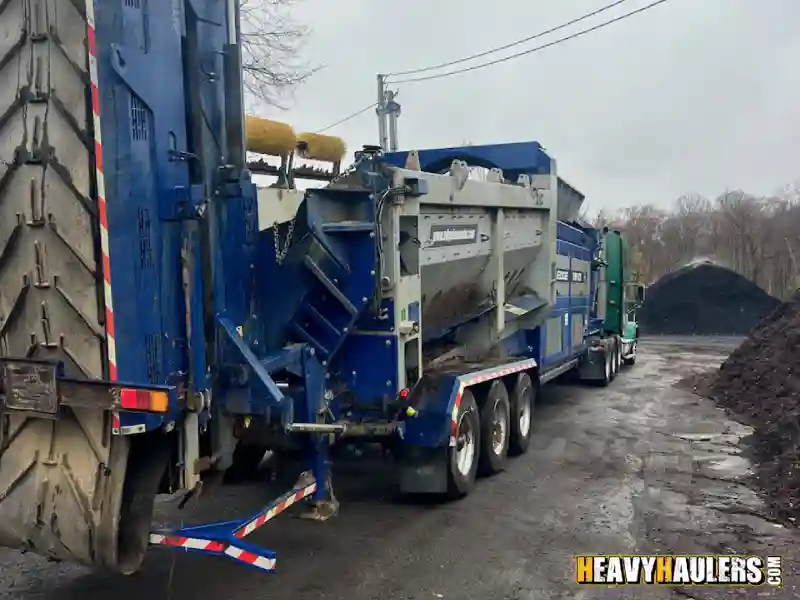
[258,0,800,213]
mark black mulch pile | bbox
[640,261,781,335]
[691,291,800,524]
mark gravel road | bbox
[1,338,797,599]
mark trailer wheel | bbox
[508,373,535,456]
[447,390,480,499]
[478,380,511,476]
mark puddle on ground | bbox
[674,432,721,441]
[696,454,752,478]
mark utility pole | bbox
[385,89,400,152]
[376,74,401,152]
[376,74,388,152]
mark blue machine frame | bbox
[0,0,608,572]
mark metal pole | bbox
[224,0,246,170]
[376,74,388,151]
[386,90,400,152]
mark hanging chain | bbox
[273,217,296,265]
[272,155,367,265]
[329,155,364,186]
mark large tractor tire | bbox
[0,1,163,574]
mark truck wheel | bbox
[623,346,637,366]
[447,390,480,499]
[600,349,612,387]
[611,341,621,379]
[509,373,535,456]
[478,380,511,476]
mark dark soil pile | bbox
[640,261,781,335]
[706,290,800,524]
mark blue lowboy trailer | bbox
[0,0,643,574]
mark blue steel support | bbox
[301,349,334,503]
[216,315,289,413]
[149,472,318,572]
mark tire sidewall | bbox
[509,373,535,455]
[448,391,480,496]
[602,350,612,385]
[479,381,511,474]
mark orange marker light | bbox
[119,388,169,412]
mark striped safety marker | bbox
[85,1,117,384]
[449,359,538,446]
[148,534,276,572]
[233,481,317,538]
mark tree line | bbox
[592,185,800,300]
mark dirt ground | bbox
[0,338,797,600]
[686,291,800,528]
[640,263,780,336]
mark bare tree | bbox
[239,0,320,109]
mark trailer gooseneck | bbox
[0,0,643,574]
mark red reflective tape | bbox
[86,6,116,384]
[94,140,103,172]
[450,391,462,436]
[91,82,100,116]
[238,550,260,565]
[87,25,96,56]
[105,307,115,337]
[98,197,108,228]
[102,253,111,283]
[206,541,226,552]
[163,536,189,547]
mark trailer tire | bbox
[508,373,535,456]
[478,380,511,476]
[446,390,480,499]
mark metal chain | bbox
[329,155,364,186]
[272,156,367,265]
[273,217,296,265]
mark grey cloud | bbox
[264,0,800,211]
